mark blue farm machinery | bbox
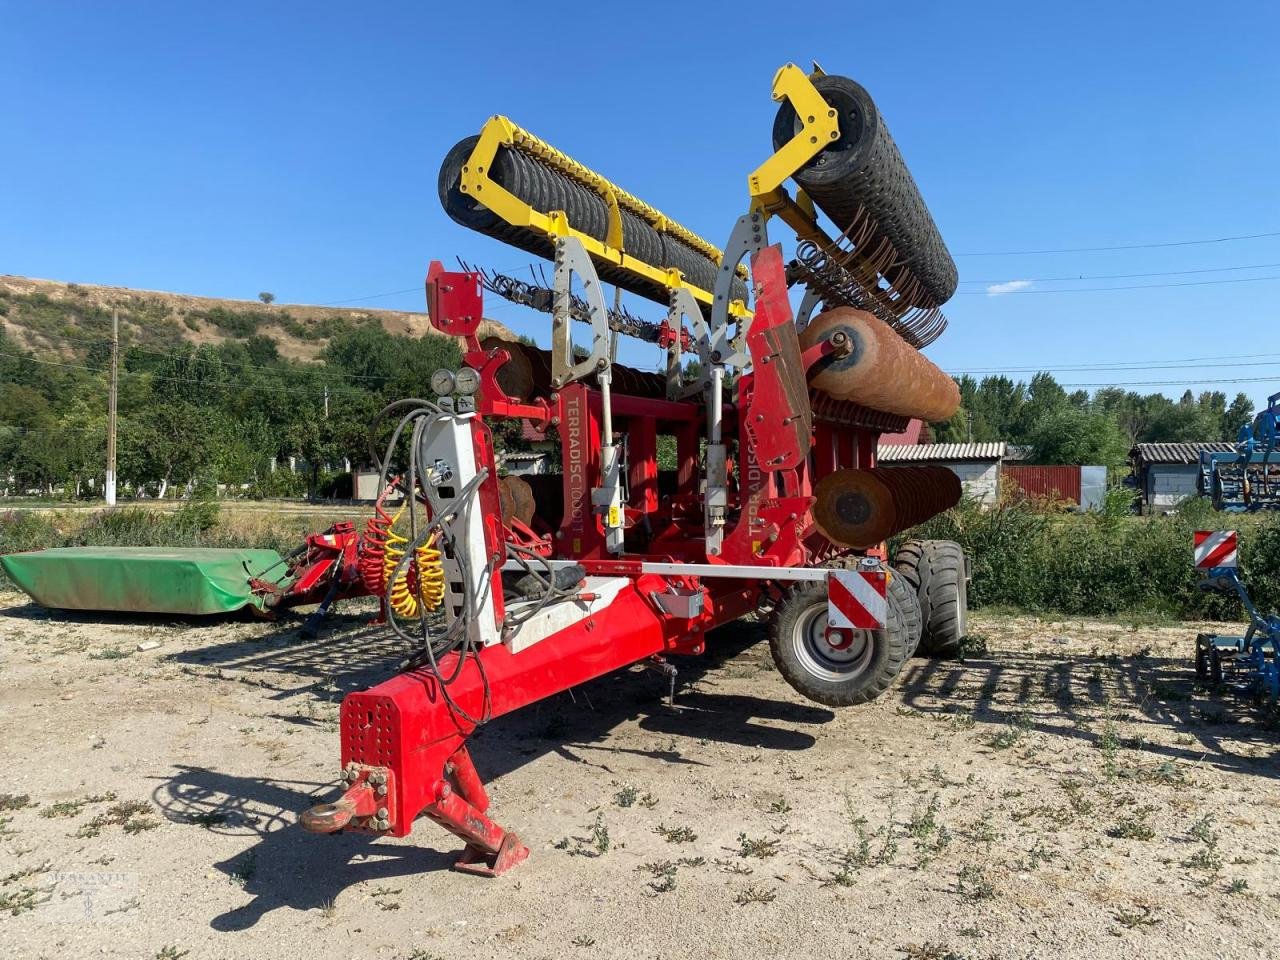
[1199,392,1280,512]
[1195,529,1280,699]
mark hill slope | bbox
[0,275,511,360]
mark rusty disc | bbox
[497,475,518,521]
[870,466,961,533]
[497,475,536,527]
[481,337,535,400]
[813,469,896,548]
[799,309,868,399]
[508,475,536,526]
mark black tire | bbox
[768,579,909,707]
[889,572,922,657]
[1194,634,1211,687]
[893,539,926,592]
[438,135,500,232]
[893,539,968,658]
[1209,647,1224,689]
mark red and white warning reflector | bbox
[827,568,888,630]
[1194,530,1238,570]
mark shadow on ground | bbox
[896,649,1280,780]
[0,598,265,627]
[149,619,834,928]
[165,606,404,699]
[130,611,1280,928]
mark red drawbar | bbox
[336,573,729,839]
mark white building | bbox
[877,442,1007,506]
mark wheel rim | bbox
[792,602,875,683]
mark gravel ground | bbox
[2,591,1278,960]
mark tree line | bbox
[0,317,1261,499]
[0,322,460,499]
[932,372,1255,466]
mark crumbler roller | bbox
[813,466,962,548]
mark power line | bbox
[1059,376,1280,388]
[951,359,1280,376]
[958,274,1280,295]
[956,363,1280,378]
[1,327,120,349]
[956,230,1280,257]
[0,425,101,435]
[958,261,1280,285]
[318,287,421,306]
[313,260,544,308]
[949,350,1280,374]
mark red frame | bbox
[303,250,908,873]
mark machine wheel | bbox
[1209,647,1224,689]
[1194,634,1213,687]
[768,579,909,707]
[893,540,927,591]
[437,135,500,232]
[893,539,968,658]
[889,572,923,657]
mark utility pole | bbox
[965,410,974,444]
[323,385,330,420]
[105,308,118,505]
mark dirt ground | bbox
[2,590,1278,960]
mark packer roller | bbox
[438,120,751,314]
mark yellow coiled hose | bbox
[382,506,445,617]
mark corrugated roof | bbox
[1004,444,1035,462]
[877,442,1007,462]
[1131,442,1236,465]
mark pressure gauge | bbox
[430,368,456,396]
[454,367,481,396]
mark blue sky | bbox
[3,2,1279,405]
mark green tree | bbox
[1028,408,1129,467]
[1223,392,1255,440]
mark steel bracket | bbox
[551,236,612,389]
[710,212,768,371]
[550,236,623,553]
[668,287,709,401]
[795,285,823,332]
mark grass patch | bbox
[654,823,697,844]
[0,886,47,916]
[736,833,780,859]
[896,495,1280,619]
[76,800,157,838]
[1107,809,1157,841]
[956,864,996,901]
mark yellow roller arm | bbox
[746,63,841,247]
[459,116,748,317]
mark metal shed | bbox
[1130,442,1237,514]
